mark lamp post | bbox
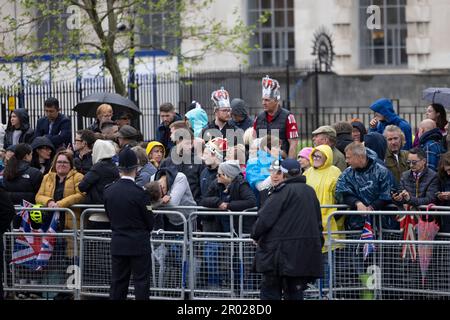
[128,14,136,103]
[118,7,138,129]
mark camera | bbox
[117,22,128,32]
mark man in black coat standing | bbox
[251,158,324,300]
[104,147,154,300]
[0,187,16,300]
[33,97,72,150]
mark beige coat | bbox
[35,168,85,257]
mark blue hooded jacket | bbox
[246,149,278,191]
[369,98,412,150]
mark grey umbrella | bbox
[422,88,450,107]
[73,92,142,118]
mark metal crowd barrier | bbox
[3,207,79,300]
[326,209,450,300]
[12,203,450,300]
[78,208,188,300]
[3,204,352,300]
[187,211,259,300]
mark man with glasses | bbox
[201,87,238,142]
[33,97,71,150]
[392,147,439,210]
[251,158,323,300]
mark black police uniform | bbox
[0,188,16,300]
[104,148,154,300]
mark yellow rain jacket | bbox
[303,144,343,252]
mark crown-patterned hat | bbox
[262,75,280,101]
[205,137,228,160]
[211,87,231,109]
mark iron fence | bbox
[327,210,450,300]
[0,69,427,143]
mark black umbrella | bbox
[73,92,142,118]
[422,87,450,107]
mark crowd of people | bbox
[1,74,450,300]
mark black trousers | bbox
[260,274,307,300]
[110,254,151,300]
[0,236,3,300]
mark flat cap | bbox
[312,125,336,137]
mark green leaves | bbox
[1,0,265,92]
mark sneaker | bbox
[15,292,29,300]
[29,292,43,299]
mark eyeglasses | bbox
[219,109,231,113]
[75,139,83,142]
[56,161,70,165]
[406,160,422,166]
[312,154,323,160]
[269,168,282,174]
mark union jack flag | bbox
[358,216,376,260]
[10,200,59,271]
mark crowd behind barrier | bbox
[3,204,450,300]
[3,207,79,300]
[326,209,450,300]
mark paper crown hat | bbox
[211,87,231,108]
[262,75,281,101]
[205,137,228,160]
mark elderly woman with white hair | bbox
[79,139,119,207]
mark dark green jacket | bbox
[385,148,409,184]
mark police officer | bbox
[0,187,15,300]
[104,147,154,300]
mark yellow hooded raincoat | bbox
[303,144,343,252]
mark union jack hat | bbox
[205,137,228,160]
[262,75,280,101]
[211,87,231,109]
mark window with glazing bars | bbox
[359,0,408,68]
[248,0,295,67]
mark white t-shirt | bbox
[12,130,22,146]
